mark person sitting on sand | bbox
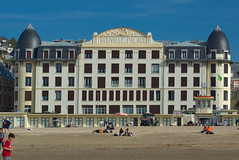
[201,124,208,134]
[119,128,124,136]
[205,125,214,134]
[125,128,133,136]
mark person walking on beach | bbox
[0,128,5,153]
[2,118,11,134]
[2,133,15,160]
[104,117,108,127]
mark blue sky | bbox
[1,0,239,60]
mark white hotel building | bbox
[8,24,234,127]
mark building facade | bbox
[10,24,235,127]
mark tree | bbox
[10,37,17,49]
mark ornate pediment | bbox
[92,28,152,44]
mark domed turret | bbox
[206,25,230,54]
[17,24,41,59]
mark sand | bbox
[4,126,239,160]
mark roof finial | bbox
[215,25,221,31]
[27,24,34,30]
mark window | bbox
[224,91,228,101]
[68,105,74,114]
[55,77,62,86]
[55,91,61,100]
[68,91,74,101]
[68,77,74,86]
[138,64,146,73]
[26,63,32,73]
[15,64,18,73]
[15,50,19,59]
[25,77,31,86]
[125,50,133,59]
[26,50,32,59]
[136,106,147,114]
[56,50,62,58]
[168,91,174,100]
[181,105,187,110]
[224,51,228,59]
[169,50,175,59]
[223,105,228,110]
[125,64,132,73]
[85,50,92,59]
[98,50,106,59]
[84,77,92,88]
[96,106,106,114]
[42,91,49,100]
[125,77,132,87]
[211,77,216,87]
[138,77,146,88]
[68,63,75,73]
[150,105,160,114]
[111,64,119,73]
[152,50,159,59]
[43,50,49,58]
[156,91,160,101]
[152,64,159,73]
[210,90,216,100]
[84,64,92,73]
[169,64,175,73]
[181,64,187,73]
[224,77,228,87]
[15,77,18,87]
[98,64,105,73]
[69,50,75,59]
[123,106,133,114]
[82,105,93,114]
[193,90,200,99]
[43,63,49,73]
[168,77,174,87]
[181,91,187,101]
[42,105,48,113]
[111,77,119,87]
[224,64,228,73]
[194,50,200,59]
[25,91,31,101]
[112,50,119,59]
[194,64,200,73]
[168,105,174,114]
[55,105,61,113]
[181,77,187,87]
[211,51,216,59]
[138,50,146,59]
[15,91,18,101]
[211,64,216,73]
[181,50,187,59]
[98,77,105,88]
[24,105,31,113]
[193,77,200,87]
[137,91,141,101]
[151,77,159,88]
[56,63,62,73]
[43,77,49,86]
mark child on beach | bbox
[0,128,5,153]
[2,133,15,160]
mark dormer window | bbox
[169,50,175,59]
[194,50,200,59]
[224,51,229,59]
[181,50,187,59]
[43,49,49,58]
[69,49,75,59]
[15,49,19,59]
[56,49,62,59]
[26,49,32,59]
[210,50,216,59]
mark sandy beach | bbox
[4,126,239,160]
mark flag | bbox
[218,74,222,81]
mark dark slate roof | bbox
[206,25,230,54]
[17,24,41,49]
